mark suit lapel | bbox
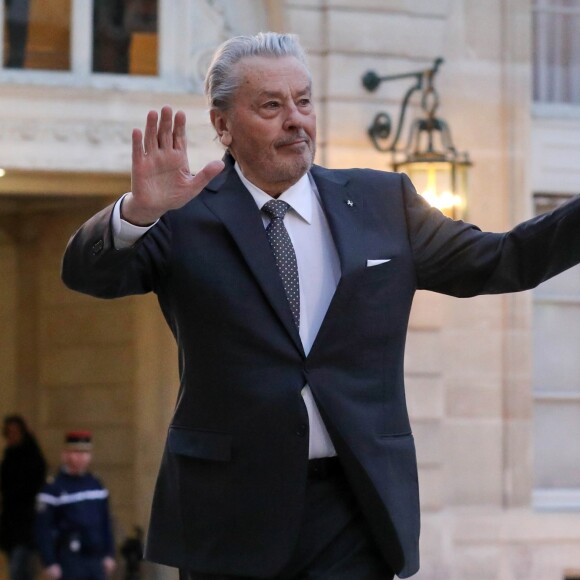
[310,165,365,282]
[308,166,368,356]
[202,161,304,355]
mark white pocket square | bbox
[366,259,391,267]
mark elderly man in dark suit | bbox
[61,32,580,580]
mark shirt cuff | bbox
[112,193,158,249]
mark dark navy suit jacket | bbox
[61,156,580,578]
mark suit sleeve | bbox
[400,173,580,297]
[61,203,171,299]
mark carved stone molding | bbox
[0,115,220,173]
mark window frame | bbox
[532,192,580,512]
[533,0,580,113]
[0,0,196,93]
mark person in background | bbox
[0,414,47,580]
[35,431,116,580]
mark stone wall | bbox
[1,1,580,579]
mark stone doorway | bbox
[0,172,178,579]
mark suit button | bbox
[91,239,104,255]
[296,424,308,437]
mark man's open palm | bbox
[124,106,224,225]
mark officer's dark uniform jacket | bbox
[35,469,114,567]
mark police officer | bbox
[35,431,116,580]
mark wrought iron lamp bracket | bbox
[362,57,445,154]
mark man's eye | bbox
[264,101,280,109]
[299,99,311,106]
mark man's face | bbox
[212,55,316,196]
[62,449,92,476]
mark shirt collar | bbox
[234,162,313,224]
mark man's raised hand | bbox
[122,106,224,225]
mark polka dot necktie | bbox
[262,199,300,329]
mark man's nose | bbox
[282,103,303,130]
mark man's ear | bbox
[210,109,232,147]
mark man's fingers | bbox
[140,107,186,154]
[132,129,144,165]
[143,110,159,154]
[192,160,225,191]
[173,110,187,150]
[158,106,174,149]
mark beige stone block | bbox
[455,545,501,579]
[498,543,534,580]
[40,302,134,347]
[284,0,323,7]
[508,543,580,580]
[88,426,134,466]
[462,0,503,61]
[39,267,76,305]
[442,328,503,380]
[416,514,452,579]
[404,328,443,375]
[39,345,134,386]
[305,54,324,98]
[40,238,77,269]
[467,179,510,234]
[40,384,132,426]
[0,338,17,412]
[503,376,532,421]
[37,428,70,469]
[502,420,532,507]
[443,61,504,115]
[444,421,503,506]
[328,10,446,57]
[441,367,499,394]
[327,0,450,15]
[501,510,580,542]
[409,291,445,330]
[109,506,136,546]
[134,468,160,525]
[447,295,502,331]
[285,7,324,52]
[406,375,444,420]
[96,466,135,513]
[445,386,501,419]
[505,292,532,331]
[414,420,443,466]
[0,243,18,411]
[418,465,443,511]
[328,54,435,101]
[504,330,532,377]
[326,100,400,148]
[497,0,532,64]
[323,145,388,170]
[452,512,502,544]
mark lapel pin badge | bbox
[346,199,355,207]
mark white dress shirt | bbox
[112,164,341,458]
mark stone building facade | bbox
[1,1,579,579]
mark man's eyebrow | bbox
[296,86,312,96]
[257,90,284,99]
[257,85,312,99]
